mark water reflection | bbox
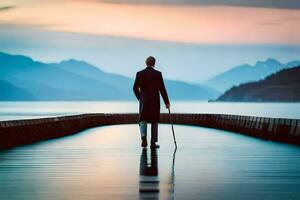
[170,148,177,193]
[1,125,300,199]
[139,148,177,200]
[139,149,159,199]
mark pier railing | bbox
[0,113,299,149]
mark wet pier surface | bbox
[0,124,300,200]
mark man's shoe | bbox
[141,136,147,148]
[150,143,160,149]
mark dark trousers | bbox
[139,121,158,143]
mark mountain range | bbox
[205,58,300,92]
[2,51,299,101]
[216,66,300,102]
[0,52,219,101]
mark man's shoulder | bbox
[137,68,162,75]
[136,70,143,76]
[137,68,146,74]
[153,68,162,74]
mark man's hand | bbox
[166,104,170,109]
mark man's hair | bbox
[146,56,156,67]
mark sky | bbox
[0,0,300,82]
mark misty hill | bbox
[0,80,34,100]
[0,52,219,101]
[53,59,219,100]
[216,66,300,102]
[205,58,300,92]
[0,52,125,100]
[50,59,131,90]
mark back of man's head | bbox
[146,56,156,67]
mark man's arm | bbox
[159,72,170,107]
[133,72,141,100]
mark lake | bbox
[0,101,300,121]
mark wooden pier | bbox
[0,113,299,149]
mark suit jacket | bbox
[133,67,170,123]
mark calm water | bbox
[0,101,300,121]
[0,125,300,200]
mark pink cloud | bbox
[0,1,299,44]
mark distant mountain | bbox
[50,59,132,90]
[0,52,125,100]
[52,58,220,100]
[164,80,219,100]
[0,80,34,100]
[0,52,219,101]
[216,66,300,102]
[205,58,300,92]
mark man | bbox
[133,56,170,148]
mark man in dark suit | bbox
[133,56,170,148]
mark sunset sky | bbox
[0,0,300,81]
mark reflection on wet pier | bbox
[0,124,300,200]
[139,149,160,198]
[139,148,176,200]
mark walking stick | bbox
[168,108,177,149]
